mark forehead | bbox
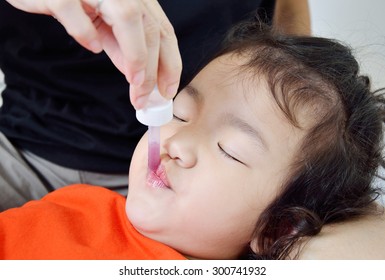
[191,53,275,114]
[196,53,248,85]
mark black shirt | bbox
[0,0,274,173]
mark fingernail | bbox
[135,95,149,109]
[89,40,102,53]
[166,83,179,99]
[132,70,145,86]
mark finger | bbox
[129,5,161,109]
[157,22,182,99]
[5,0,47,12]
[48,0,102,53]
[100,0,148,87]
[96,21,128,74]
[142,0,182,99]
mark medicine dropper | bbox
[136,86,173,171]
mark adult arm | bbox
[298,206,385,259]
[5,0,182,109]
[273,0,311,35]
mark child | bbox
[1,20,385,260]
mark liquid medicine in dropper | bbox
[148,126,161,171]
[148,141,160,171]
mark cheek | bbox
[228,172,281,224]
[128,134,148,185]
[190,174,258,221]
[136,133,148,156]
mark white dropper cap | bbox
[136,86,173,126]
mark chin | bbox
[125,198,148,232]
[125,194,162,234]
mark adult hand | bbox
[6,0,182,109]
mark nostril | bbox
[162,129,197,168]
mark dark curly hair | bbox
[215,19,385,259]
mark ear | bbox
[249,237,258,255]
[240,238,259,259]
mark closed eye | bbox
[173,114,187,122]
[218,143,244,165]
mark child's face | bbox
[126,54,307,259]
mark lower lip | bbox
[146,169,170,189]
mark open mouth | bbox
[146,165,171,189]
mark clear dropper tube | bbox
[148,125,160,171]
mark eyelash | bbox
[218,143,243,164]
[173,115,244,165]
[173,114,186,122]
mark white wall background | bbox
[309,0,385,90]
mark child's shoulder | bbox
[39,184,125,210]
[43,184,123,200]
[298,205,385,259]
[47,184,114,194]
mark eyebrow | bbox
[185,84,268,151]
[222,113,269,151]
[184,85,203,105]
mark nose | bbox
[163,126,198,168]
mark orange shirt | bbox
[0,185,186,260]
